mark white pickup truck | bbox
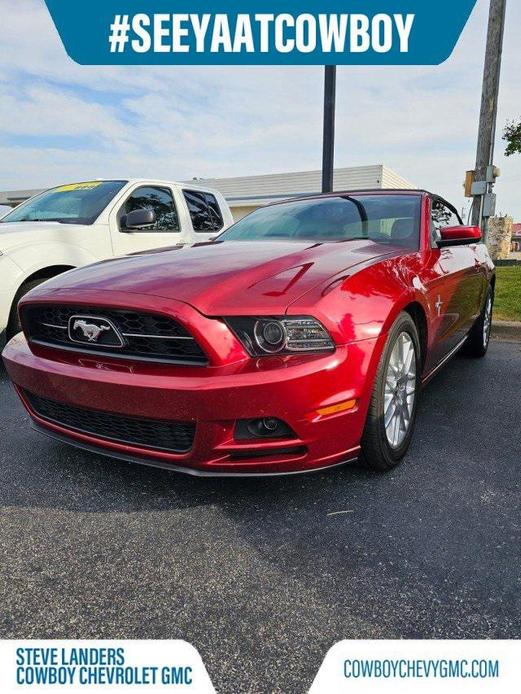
[0,178,233,344]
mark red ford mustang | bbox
[2,190,494,476]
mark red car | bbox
[2,190,494,476]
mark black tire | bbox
[460,286,493,358]
[6,280,43,340]
[360,312,421,472]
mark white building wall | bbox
[381,167,417,190]
[196,165,416,220]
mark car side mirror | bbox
[437,225,482,247]
[121,208,156,230]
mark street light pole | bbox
[471,0,507,235]
[321,65,336,194]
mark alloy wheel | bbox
[483,295,492,348]
[384,332,417,449]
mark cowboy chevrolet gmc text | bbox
[2,190,495,475]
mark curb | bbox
[492,321,521,342]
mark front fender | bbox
[0,254,26,332]
[1,244,103,334]
[288,253,429,345]
[288,254,430,429]
[7,242,100,280]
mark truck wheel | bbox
[461,287,493,358]
[6,280,43,340]
[360,312,421,472]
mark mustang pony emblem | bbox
[72,320,110,342]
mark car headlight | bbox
[226,316,335,356]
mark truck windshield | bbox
[219,194,422,249]
[1,180,127,225]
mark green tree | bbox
[503,119,521,157]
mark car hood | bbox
[41,240,398,315]
[0,221,86,250]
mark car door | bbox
[109,184,187,257]
[182,189,225,244]
[422,197,484,370]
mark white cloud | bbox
[1,0,520,218]
[0,84,126,139]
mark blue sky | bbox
[1,0,520,219]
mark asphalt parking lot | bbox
[1,339,520,693]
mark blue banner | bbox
[43,1,478,66]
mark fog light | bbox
[247,418,281,437]
[235,418,296,440]
[261,417,279,432]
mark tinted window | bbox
[431,199,461,242]
[1,180,127,226]
[184,190,224,232]
[220,194,421,249]
[121,186,179,232]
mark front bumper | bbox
[3,331,379,476]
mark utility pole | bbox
[471,0,507,236]
[321,66,336,193]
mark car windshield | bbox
[220,194,422,249]
[1,180,128,225]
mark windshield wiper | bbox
[11,218,65,223]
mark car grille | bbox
[22,305,208,365]
[24,390,196,454]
